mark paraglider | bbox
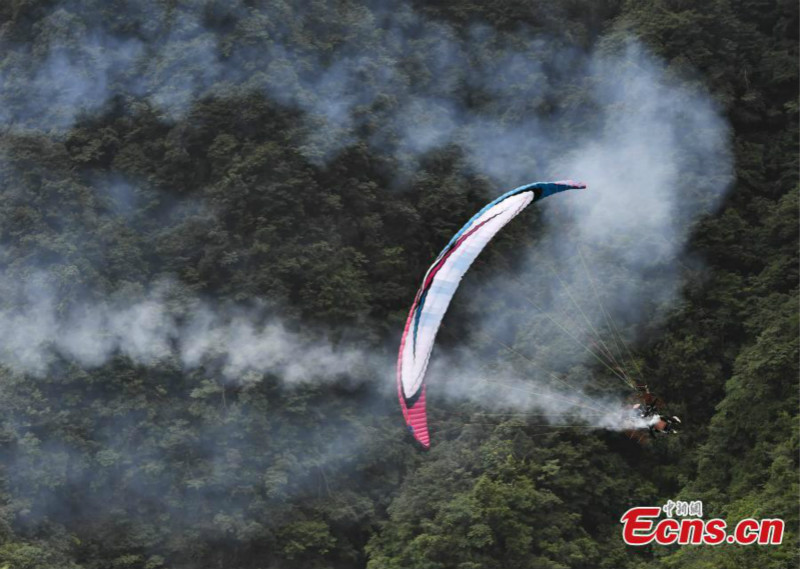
[396,180,587,448]
[649,415,681,437]
[631,385,662,419]
[628,385,681,441]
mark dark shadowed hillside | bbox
[0,1,796,568]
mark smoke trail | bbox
[422,43,732,431]
[0,3,731,433]
[0,268,658,432]
[0,1,725,183]
[0,273,381,384]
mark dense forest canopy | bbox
[0,1,797,568]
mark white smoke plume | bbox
[0,275,378,384]
[0,2,731,436]
[398,47,730,434]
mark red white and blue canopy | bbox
[397,180,587,448]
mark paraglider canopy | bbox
[397,180,587,448]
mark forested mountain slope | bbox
[0,1,796,568]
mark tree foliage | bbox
[0,0,796,568]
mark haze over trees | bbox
[0,1,796,568]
